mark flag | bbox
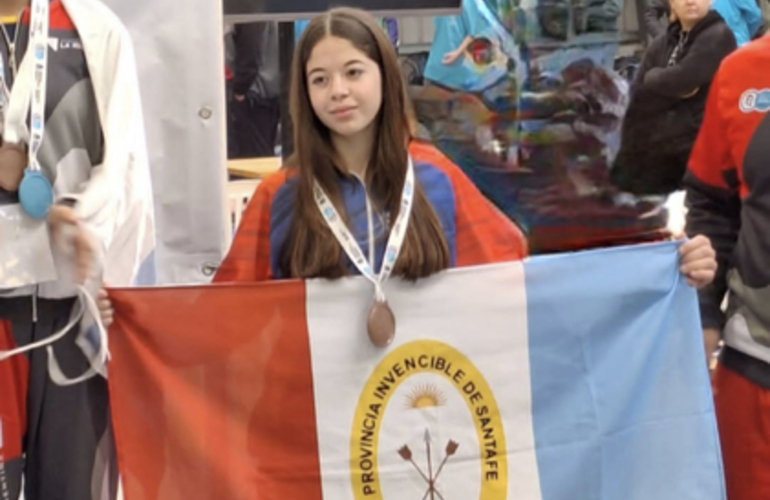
[107,242,724,500]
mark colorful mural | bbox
[411,0,668,254]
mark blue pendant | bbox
[18,168,53,219]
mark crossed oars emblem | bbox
[398,429,459,500]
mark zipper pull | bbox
[32,288,37,323]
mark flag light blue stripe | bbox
[524,242,725,500]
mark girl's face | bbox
[305,36,383,142]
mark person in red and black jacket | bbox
[685,34,770,500]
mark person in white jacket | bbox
[0,0,153,498]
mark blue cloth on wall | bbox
[424,0,518,92]
[711,0,762,46]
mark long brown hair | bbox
[280,7,450,280]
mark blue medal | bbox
[18,168,52,219]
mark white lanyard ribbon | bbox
[313,156,415,302]
[28,0,49,172]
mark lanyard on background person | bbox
[18,0,53,220]
[313,157,416,347]
[0,6,58,290]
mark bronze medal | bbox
[0,143,28,192]
[367,300,396,348]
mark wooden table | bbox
[227,157,282,179]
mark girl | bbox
[100,8,716,322]
[216,7,528,285]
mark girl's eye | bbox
[348,68,363,78]
[311,75,327,86]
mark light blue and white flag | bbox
[107,241,725,500]
[308,241,724,500]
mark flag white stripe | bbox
[306,262,542,500]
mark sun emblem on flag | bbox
[405,383,447,410]
[350,341,509,500]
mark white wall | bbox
[102,0,230,285]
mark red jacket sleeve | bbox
[409,141,529,266]
[687,69,737,192]
[214,172,287,283]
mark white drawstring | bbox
[0,285,109,386]
[48,286,109,386]
[0,290,84,361]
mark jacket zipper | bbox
[32,285,38,323]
